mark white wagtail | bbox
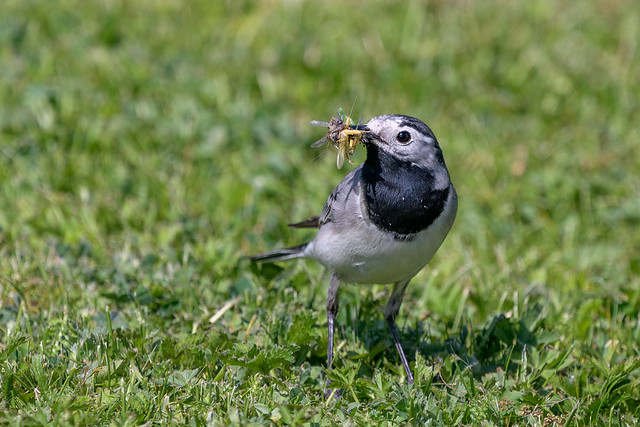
[251,114,458,386]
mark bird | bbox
[251,114,458,388]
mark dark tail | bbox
[250,243,308,262]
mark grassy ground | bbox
[1,0,639,424]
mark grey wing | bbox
[318,191,338,226]
[318,165,363,228]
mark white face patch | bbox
[366,115,446,174]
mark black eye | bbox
[396,130,411,143]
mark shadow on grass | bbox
[328,300,555,382]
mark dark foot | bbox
[387,318,415,385]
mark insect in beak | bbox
[310,109,369,169]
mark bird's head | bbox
[359,115,447,170]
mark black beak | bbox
[348,123,376,145]
[350,124,383,146]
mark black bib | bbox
[361,145,449,236]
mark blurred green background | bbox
[0,0,639,423]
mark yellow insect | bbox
[310,109,369,169]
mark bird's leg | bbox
[325,273,340,397]
[384,279,414,385]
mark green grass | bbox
[1,0,639,424]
